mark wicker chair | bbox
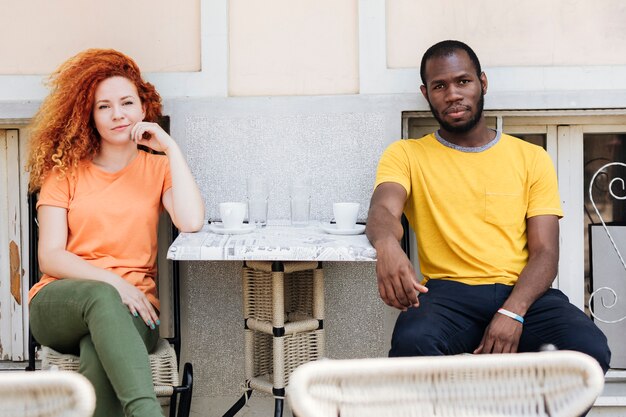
[287,351,605,417]
[26,193,193,417]
[0,370,95,417]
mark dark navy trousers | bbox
[390,279,611,373]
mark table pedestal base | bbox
[222,261,324,417]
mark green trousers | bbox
[30,279,163,417]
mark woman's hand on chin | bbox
[131,121,176,154]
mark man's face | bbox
[420,51,487,134]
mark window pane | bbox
[584,133,626,368]
[584,133,626,277]
[515,134,546,149]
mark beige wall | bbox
[228,0,359,96]
[2,0,626,98]
[386,0,626,68]
[0,0,200,74]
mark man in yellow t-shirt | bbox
[366,40,610,372]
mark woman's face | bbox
[92,76,145,146]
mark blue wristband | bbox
[497,308,524,324]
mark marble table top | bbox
[167,221,377,261]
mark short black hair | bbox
[420,40,482,85]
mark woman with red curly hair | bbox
[27,49,204,417]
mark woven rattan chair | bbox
[26,193,193,417]
[0,370,95,417]
[287,351,605,417]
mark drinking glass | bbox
[247,177,269,227]
[290,178,311,227]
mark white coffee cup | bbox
[219,202,247,229]
[333,202,360,229]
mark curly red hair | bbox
[27,49,162,192]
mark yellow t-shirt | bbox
[29,151,172,309]
[375,132,563,286]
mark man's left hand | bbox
[473,313,523,354]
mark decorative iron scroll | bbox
[588,162,626,324]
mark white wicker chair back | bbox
[287,351,604,417]
[0,370,95,417]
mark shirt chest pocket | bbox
[484,190,525,226]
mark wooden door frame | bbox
[0,127,29,361]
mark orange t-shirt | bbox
[28,151,172,310]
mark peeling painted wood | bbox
[7,129,24,361]
[9,240,20,305]
[0,129,11,360]
[18,128,31,358]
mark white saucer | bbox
[209,223,256,235]
[320,223,366,235]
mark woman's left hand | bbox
[131,122,175,153]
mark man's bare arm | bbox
[366,182,428,310]
[475,215,559,353]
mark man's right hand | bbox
[375,238,428,310]
[365,182,427,310]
